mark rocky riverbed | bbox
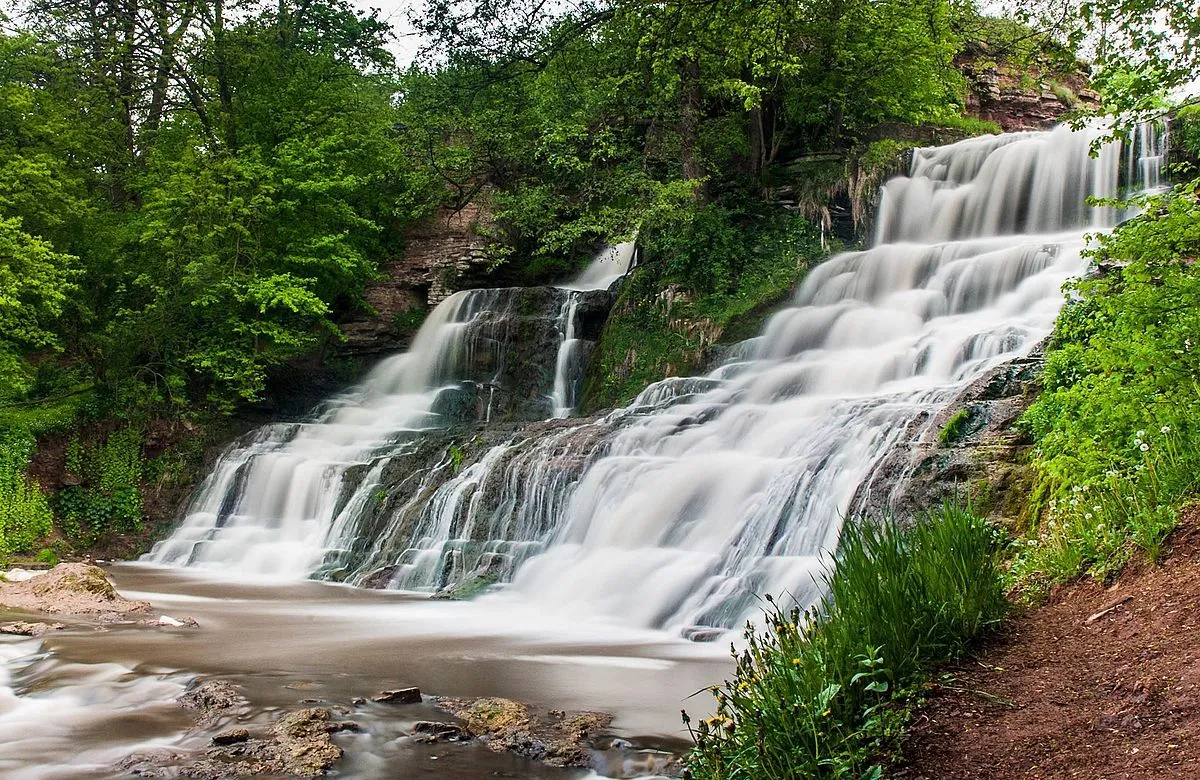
[0,563,721,778]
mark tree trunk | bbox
[679,57,706,203]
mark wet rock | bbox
[179,679,247,726]
[271,708,345,776]
[371,686,422,704]
[411,721,471,743]
[359,565,398,589]
[0,563,152,621]
[851,349,1043,525]
[211,728,250,746]
[0,620,65,636]
[437,696,613,767]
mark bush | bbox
[1017,177,1200,587]
[0,430,54,558]
[685,502,1007,779]
[58,427,146,546]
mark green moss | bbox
[939,409,971,445]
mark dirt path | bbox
[899,510,1200,779]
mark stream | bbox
[1,562,725,779]
[1,122,1169,778]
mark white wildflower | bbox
[1140,443,1150,452]
[1085,513,1093,520]
[1137,430,1146,438]
[1162,426,1171,434]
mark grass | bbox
[1010,427,1194,594]
[686,501,1007,779]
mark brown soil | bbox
[899,507,1200,779]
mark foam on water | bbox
[148,123,1167,636]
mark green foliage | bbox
[0,2,441,419]
[939,409,971,446]
[0,429,54,558]
[1018,178,1200,587]
[583,210,824,410]
[35,547,58,566]
[406,0,979,269]
[1176,105,1200,162]
[685,502,1007,779]
[0,217,77,399]
[1011,427,1186,589]
[58,427,146,546]
[928,114,1002,136]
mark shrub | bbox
[58,427,146,546]
[0,430,54,558]
[1017,176,1200,587]
[685,501,1007,779]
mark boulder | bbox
[0,563,152,621]
[436,696,613,767]
[370,687,422,704]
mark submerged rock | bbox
[0,563,151,621]
[211,728,250,746]
[436,696,613,767]
[411,720,471,743]
[0,620,65,636]
[122,704,351,778]
[137,614,200,628]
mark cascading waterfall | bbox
[146,277,618,575]
[150,123,1165,637]
[550,242,636,417]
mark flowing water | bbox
[3,123,1168,777]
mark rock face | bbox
[316,413,616,593]
[852,348,1044,525]
[436,696,613,767]
[340,204,493,356]
[0,563,152,621]
[959,58,1099,132]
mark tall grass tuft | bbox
[685,501,1007,779]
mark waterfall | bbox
[149,123,1165,635]
[146,284,614,574]
[550,242,636,417]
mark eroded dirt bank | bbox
[899,509,1200,779]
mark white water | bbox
[150,123,1165,636]
[149,246,632,575]
[0,637,193,779]
[551,242,637,417]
